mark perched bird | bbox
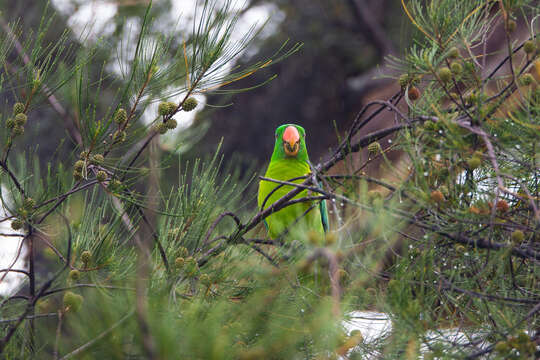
[258,124,328,240]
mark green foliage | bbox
[0,1,538,359]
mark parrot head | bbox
[271,124,309,162]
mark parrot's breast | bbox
[258,158,324,240]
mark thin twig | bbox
[59,310,134,360]
[53,310,63,360]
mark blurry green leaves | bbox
[69,189,135,280]
[391,1,501,115]
[62,0,301,174]
[401,0,489,47]
[1,7,94,111]
[0,20,16,93]
[147,264,342,360]
[113,0,301,103]
[160,151,251,259]
[177,0,301,95]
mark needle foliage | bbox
[0,1,538,359]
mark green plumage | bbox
[258,124,328,240]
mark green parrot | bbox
[258,124,329,240]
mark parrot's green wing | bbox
[319,191,329,233]
[311,165,329,233]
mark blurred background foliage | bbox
[197,0,407,167]
[0,0,538,359]
[0,0,410,168]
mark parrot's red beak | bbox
[282,125,300,157]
